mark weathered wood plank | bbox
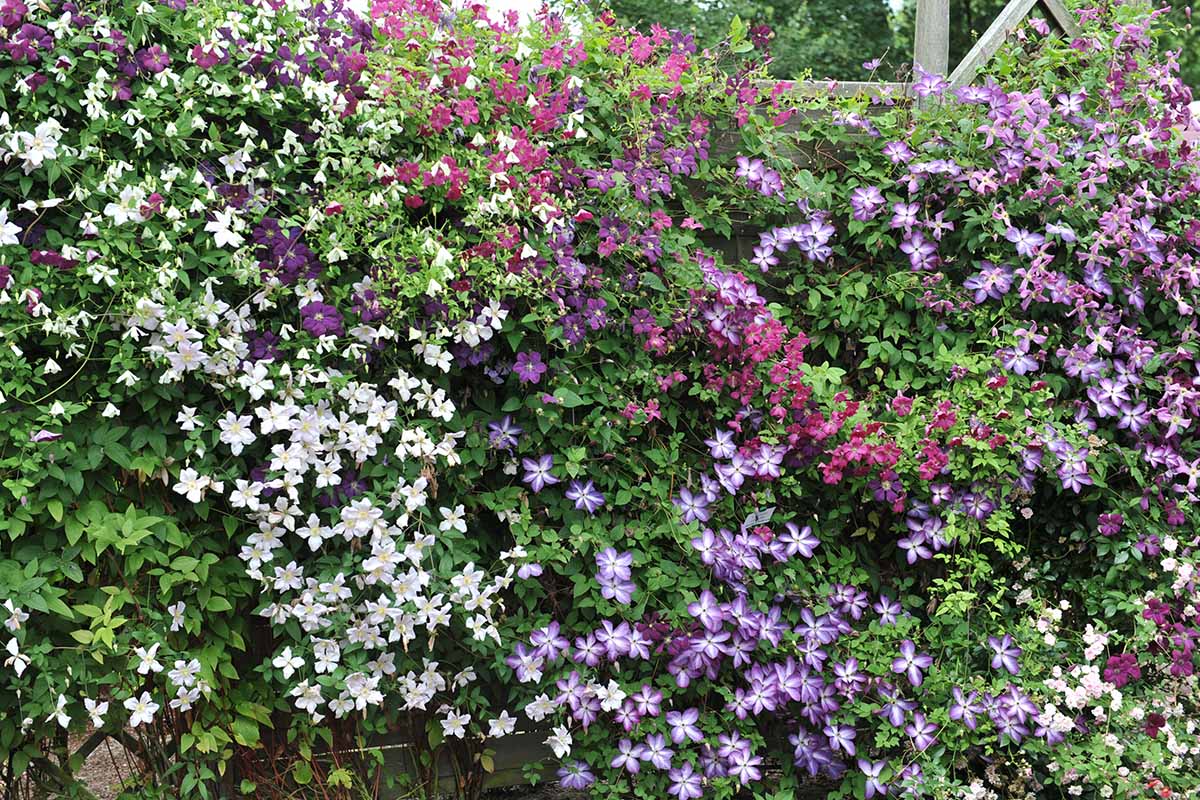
[1039,0,1082,38]
[948,0,1039,88]
[763,80,911,100]
[913,0,951,75]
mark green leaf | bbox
[554,388,587,408]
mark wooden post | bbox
[913,0,950,76]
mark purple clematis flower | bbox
[850,185,885,221]
[1006,226,1046,258]
[688,590,725,632]
[988,634,1022,675]
[667,761,703,800]
[565,479,605,514]
[521,455,559,493]
[610,738,646,774]
[641,733,674,770]
[704,428,737,459]
[891,640,933,687]
[487,415,522,451]
[873,595,902,625]
[300,301,344,337]
[777,522,819,559]
[858,759,889,799]
[906,712,938,750]
[823,723,856,756]
[949,686,983,730]
[666,708,704,745]
[595,548,633,580]
[674,487,711,524]
[513,351,547,384]
[557,761,595,790]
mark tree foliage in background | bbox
[599,0,897,79]
[602,0,1200,86]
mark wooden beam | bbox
[760,80,911,100]
[948,0,1039,88]
[1039,0,1082,38]
[913,0,951,75]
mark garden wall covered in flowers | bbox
[1,0,1199,798]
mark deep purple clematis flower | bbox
[1103,653,1141,688]
[565,479,604,514]
[891,640,933,687]
[987,634,1022,675]
[513,351,547,384]
[136,45,170,74]
[300,301,344,337]
[521,455,559,493]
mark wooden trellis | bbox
[781,0,1080,98]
